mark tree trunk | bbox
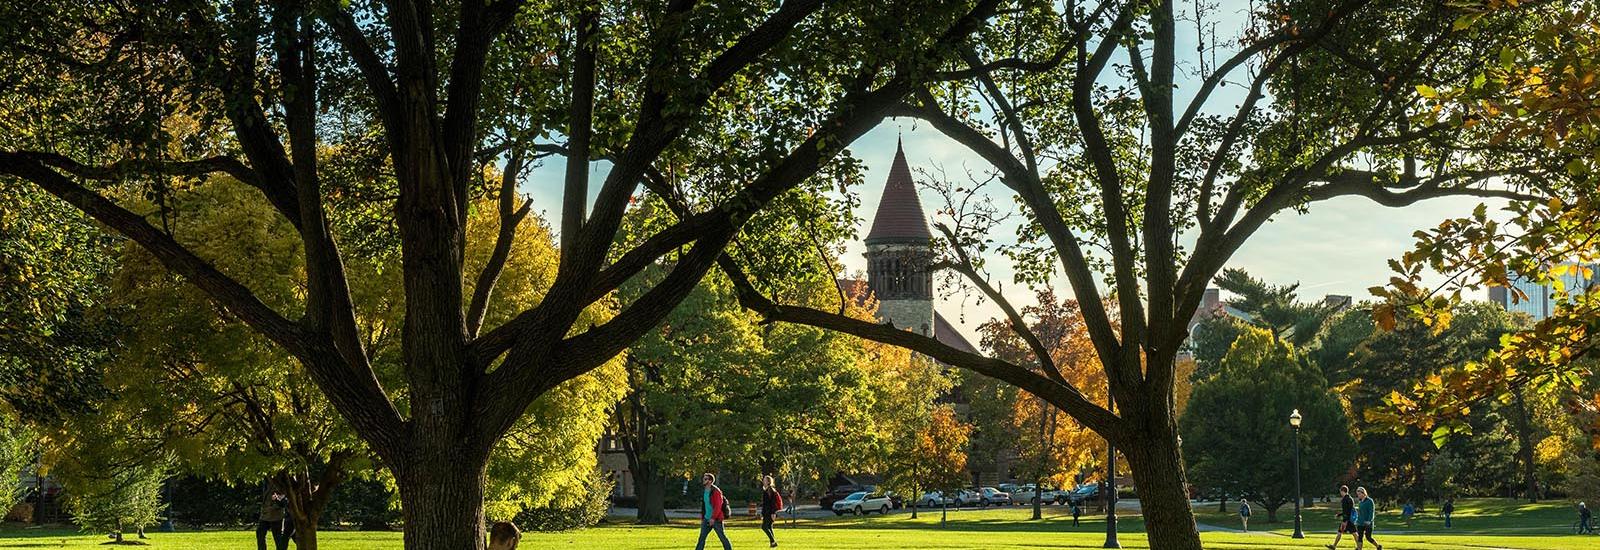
[1217,495,1227,513]
[397,455,488,550]
[1265,501,1280,523]
[1511,391,1539,503]
[634,461,669,525]
[294,518,320,550]
[1121,410,1202,550]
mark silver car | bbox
[831,491,893,516]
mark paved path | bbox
[1194,522,1285,536]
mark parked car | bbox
[978,487,1012,507]
[820,484,871,510]
[1066,483,1106,506]
[831,491,894,516]
[997,483,1022,495]
[951,489,981,507]
[1012,484,1065,505]
[917,491,956,508]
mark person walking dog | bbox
[696,473,733,550]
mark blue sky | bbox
[514,5,1504,341]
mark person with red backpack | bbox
[696,473,733,550]
[760,475,784,548]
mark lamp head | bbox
[1289,409,1303,428]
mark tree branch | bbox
[931,224,1068,386]
[719,255,1125,442]
[0,152,305,352]
[466,147,533,337]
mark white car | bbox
[978,487,1012,506]
[951,489,981,507]
[831,491,893,516]
[917,491,956,508]
[1012,485,1064,505]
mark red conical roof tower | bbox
[864,139,933,245]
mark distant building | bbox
[1488,262,1599,321]
[859,139,976,354]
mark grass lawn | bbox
[3,499,1594,549]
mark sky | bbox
[514,4,1506,344]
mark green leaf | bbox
[1431,425,1452,448]
[1415,84,1439,98]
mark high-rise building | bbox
[1487,262,1599,320]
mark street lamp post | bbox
[1104,392,1120,549]
[1290,409,1304,539]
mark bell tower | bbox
[863,139,935,336]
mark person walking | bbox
[696,473,733,550]
[1353,487,1382,550]
[1238,499,1251,532]
[255,485,289,550]
[759,475,783,548]
[1071,502,1081,526]
[1441,499,1454,528]
[1327,485,1354,549]
[1579,502,1592,534]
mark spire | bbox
[865,140,933,245]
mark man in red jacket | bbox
[697,473,733,550]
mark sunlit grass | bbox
[3,499,1594,549]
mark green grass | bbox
[3,499,1594,549]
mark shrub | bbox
[513,472,613,532]
[325,477,401,531]
[168,476,256,528]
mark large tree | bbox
[0,1,1001,547]
[1180,327,1356,522]
[614,261,946,523]
[716,1,1577,547]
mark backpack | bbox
[718,488,733,519]
[773,490,784,511]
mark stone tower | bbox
[864,140,935,336]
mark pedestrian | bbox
[695,473,733,550]
[1353,487,1382,550]
[1441,499,1453,528]
[255,485,289,550]
[1579,502,1592,534]
[1327,485,1354,549]
[1401,502,1414,522]
[488,521,521,550]
[1071,502,1081,526]
[760,475,783,548]
[1238,499,1251,532]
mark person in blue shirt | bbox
[1238,499,1251,532]
[1353,487,1382,550]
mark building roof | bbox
[864,139,933,245]
[934,312,978,355]
[834,278,980,356]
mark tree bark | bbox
[634,461,669,525]
[1120,402,1202,550]
[397,455,488,550]
[1511,391,1539,503]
